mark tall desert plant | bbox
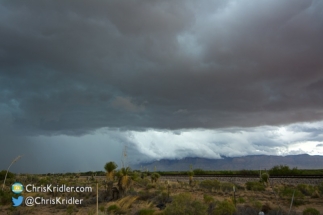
[104,161,118,198]
[104,161,118,182]
[261,172,269,185]
[151,172,160,183]
[117,167,132,197]
[188,171,194,186]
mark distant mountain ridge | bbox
[132,154,323,171]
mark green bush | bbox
[269,165,300,175]
[135,178,151,187]
[131,172,140,181]
[157,191,169,203]
[237,197,245,203]
[193,169,206,175]
[146,183,157,189]
[251,200,262,211]
[151,173,160,183]
[279,186,304,206]
[99,205,105,212]
[212,199,236,215]
[164,193,207,215]
[137,209,155,215]
[297,184,315,196]
[220,182,235,192]
[261,173,269,183]
[303,207,320,215]
[317,182,323,195]
[107,204,119,212]
[245,181,265,191]
[203,194,214,204]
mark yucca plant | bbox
[104,161,118,197]
[117,167,132,197]
[188,171,194,186]
[104,161,118,182]
[151,173,160,183]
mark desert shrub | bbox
[107,204,119,212]
[279,186,304,206]
[4,178,15,186]
[303,207,320,215]
[131,172,140,181]
[141,172,148,179]
[297,184,315,196]
[135,178,151,187]
[212,199,236,215]
[164,193,207,215]
[0,190,12,205]
[137,209,155,215]
[311,190,320,198]
[146,183,157,189]
[233,183,244,191]
[245,181,265,191]
[203,194,214,204]
[151,173,161,183]
[220,182,235,192]
[248,198,262,211]
[99,205,105,212]
[261,173,269,183]
[157,191,169,203]
[26,174,40,183]
[138,190,157,201]
[38,177,50,185]
[238,169,257,175]
[317,182,323,195]
[66,205,75,215]
[193,168,206,175]
[269,165,300,175]
[0,170,15,180]
[199,180,221,190]
[237,197,245,203]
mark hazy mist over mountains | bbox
[133,154,323,171]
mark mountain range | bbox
[133,154,323,171]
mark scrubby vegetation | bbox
[158,166,323,176]
[1,164,322,214]
[245,181,265,191]
[303,207,320,215]
[164,193,207,215]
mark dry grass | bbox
[1,175,323,214]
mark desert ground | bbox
[1,173,322,215]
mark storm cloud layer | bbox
[1,0,323,172]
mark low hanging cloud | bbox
[125,121,323,163]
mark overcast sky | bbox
[1,0,323,173]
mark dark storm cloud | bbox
[1,0,323,135]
